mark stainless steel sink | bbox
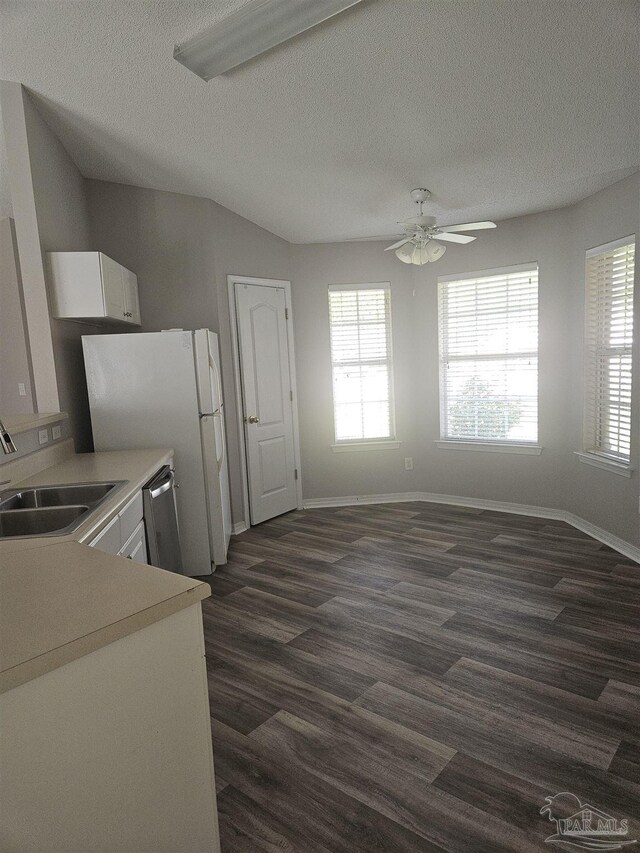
[0,506,90,537]
[0,481,125,538]
[0,483,119,510]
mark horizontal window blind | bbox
[584,238,635,463]
[328,284,394,442]
[438,264,539,443]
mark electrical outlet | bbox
[38,429,49,445]
[52,425,62,440]
[404,457,413,470]
[18,383,27,396]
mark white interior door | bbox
[235,283,297,525]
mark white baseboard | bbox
[302,491,640,564]
[303,491,427,509]
[232,521,248,536]
[562,512,640,565]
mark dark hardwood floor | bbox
[199,502,640,852]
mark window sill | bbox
[331,440,402,453]
[435,440,543,456]
[574,451,633,478]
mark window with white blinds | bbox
[328,284,395,442]
[438,264,539,444]
[583,237,635,464]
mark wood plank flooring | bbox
[199,502,640,852]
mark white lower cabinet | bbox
[89,513,121,555]
[1,604,221,852]
[89,491,147,564]
[120,520,147,563]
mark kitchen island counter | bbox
[0,447,219,852]
[0,448,210,693]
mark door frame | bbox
[227,274,303,527]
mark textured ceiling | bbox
[0,0,638,242]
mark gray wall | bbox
[291,174,639,547]
[290,241,418,498]
[85,182,219,334]
[87,180,291,522]
[412,205,573,510]
[0,82,60,414]
[8,82,638,547]
[209,197,293,523]
[20,90,96,451]
[0,103,13,219]
[0,216,34,413]
[566,174,640,545]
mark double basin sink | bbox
[0,482,125,538]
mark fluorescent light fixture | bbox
[174,0,365,81]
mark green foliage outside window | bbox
[448,377,522,440]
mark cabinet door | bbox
[120,520,148,564]
[122,268,141,325]
[48,252,105,319]
[89,514,121,555]
[100,254,126,321]
[119,490,144,544]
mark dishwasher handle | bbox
[149,468,174,498]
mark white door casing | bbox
[234,282,299,525]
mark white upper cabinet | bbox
[122,266,141,324]
[47,251,141,326]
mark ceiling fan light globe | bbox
[425,241,446,261]
[411,243,430,265]
[408,240,446,264]
[395,243,415,263]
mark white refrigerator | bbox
[82,329,232,576]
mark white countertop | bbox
[0,449,211,693]
[2,412,68,435]
[2,448,176,550]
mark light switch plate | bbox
[18,383,27,396]
[52,425,62,440]
[38,429,49,445]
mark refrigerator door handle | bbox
[200,414,227,565]
[208,337,223,411]
[213,411,224,471]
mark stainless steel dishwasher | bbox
[142,465,184,574]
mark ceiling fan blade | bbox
[433,232,476,244]
[399,214,435,227]
[438,221,497,233]
[344,234,405,242]
[398,221,433,234]
[384,237,414,252]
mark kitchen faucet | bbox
[0,419,17,454]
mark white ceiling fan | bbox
[380,189,496,265]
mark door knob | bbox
[246,415,260,424]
